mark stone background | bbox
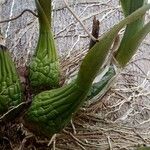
[0,1,150,149]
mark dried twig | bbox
[0,101,32,124]
[0,9,38,24]
[71,119,77,134]
[48,134,57,148]
[107,136,113,150]
[63,0,99,42]
[63,130,86,150]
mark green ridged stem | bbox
[0,45,22,115]
[24,4,150,136]
[29,0,60,89]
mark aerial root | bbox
[48,134,57,150]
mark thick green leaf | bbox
[120,0,145,41]
[76,3,150,90]
[116,21,150,67]
[86,1,149,100]
[121,0,147,16]
[115,0,147,67]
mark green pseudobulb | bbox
[29,0,60,89]
[24,82,86,136]
[29,31,60,89]
[0,45,22,115]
